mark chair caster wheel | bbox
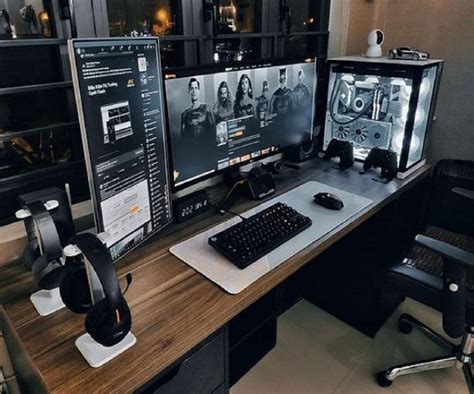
[376,371,393,387]
[398,314,413,334]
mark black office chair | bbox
[376,160,474,391]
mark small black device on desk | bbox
[313,192,344,210]
[173,189,210,223]
[324,139,354,170]
[362,147,398,181]
[247,167,276,200]
[208,202,312,269]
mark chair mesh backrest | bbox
[426,160,474,236]
[403,225,474,290]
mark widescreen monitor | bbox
[164,58,317,189]
[69,38,172,261]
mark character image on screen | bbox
[176,78,217,182]
[293,69,312,111]
[256,80,270,117]
[234,74,255,118]
[216,122,228,146]
[213,81,234,124]
[180,78,215,143]
[270,68,296,117]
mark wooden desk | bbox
[0,159,431,392]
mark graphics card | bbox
[330,117,392,150]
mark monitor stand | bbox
[223,166,246,186]
[218,165,276,214]
[247,166,276,200]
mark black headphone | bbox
[61,233,132,347]
[22,200,64,290]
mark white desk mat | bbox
[170,181,373,294]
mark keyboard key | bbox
[208,202,312,269]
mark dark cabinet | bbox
[137,330,228,394]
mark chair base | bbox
[377,313,474,393]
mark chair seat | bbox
[383,225,474,322]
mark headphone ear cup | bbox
[59,262,92,314]
[32,255,64,290]
[85,298,131,347]
[23,240,40,269]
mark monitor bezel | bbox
[163,57,318,192]
[68,37,174,262]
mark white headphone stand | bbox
[16,202,66,317]
[75,332,137,368]
[65,236,137,368]
[30,287,65,316]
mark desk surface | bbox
[0,159,431,393]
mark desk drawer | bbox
[138,331,227,394]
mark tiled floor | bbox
[231,298,469,394]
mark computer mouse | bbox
[313,192,344,210]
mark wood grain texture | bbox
[0,159,431,393]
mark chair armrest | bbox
[452,187,474,200]
[415,234,474,269]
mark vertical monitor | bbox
[69,38,172,261]
[164,58,317,189]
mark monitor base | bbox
[223,165,247,186]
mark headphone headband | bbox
[71,233,121,307]
[27,200,62,260]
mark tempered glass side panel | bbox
[407,66,437,167]
[106,0,181,37]
[324,67,413,164]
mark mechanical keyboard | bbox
[208,202,312,269]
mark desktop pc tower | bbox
[322,56,443,177]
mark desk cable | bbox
[209,202,247,222]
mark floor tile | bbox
[232,312,351,394]
[231,298,469,394]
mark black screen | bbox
[164,59,317,188]
[70,38,172,261]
